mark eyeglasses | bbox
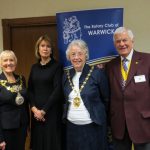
[70,52,86,58]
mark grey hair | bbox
[113,27,134,41]
[0,50,17,66]
[66,39,89,61]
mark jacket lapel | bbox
[79,64,90,88]
[0,72,7,80]
[67,68,75,94]
[125,51,141,87]
[113,57,123,88]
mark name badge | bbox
[134,75,146,83]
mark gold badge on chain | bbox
[73,97,81,108]
[67,66,94,108]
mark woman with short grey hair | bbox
[63,39,109,150]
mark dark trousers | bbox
[134,143,150,150]
[113,128,150,150]
[4,125,27,150]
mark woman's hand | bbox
[31,106,45,122]
[0,141,6,150]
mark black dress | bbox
[0,72,29,150]
[28,59,63,150]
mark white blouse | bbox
[67,72,92,125]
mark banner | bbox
[56,8,123,69]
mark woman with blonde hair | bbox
[28,35,63,150]
[0,50,29,150]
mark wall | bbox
[0,0,150,52]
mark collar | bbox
[69,64,91,80]
[121,49,134,62]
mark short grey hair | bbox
[0,50,17,66]
[113,27,134,41]
[66,39,89,61]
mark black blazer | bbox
[0,72,29,142]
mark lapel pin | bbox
[135,61,138,64]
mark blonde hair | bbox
[0,50,17,66]
[35,35,52,60]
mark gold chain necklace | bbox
[66,66,94,108]
[0,76,24,105]
[0,76,23,93]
